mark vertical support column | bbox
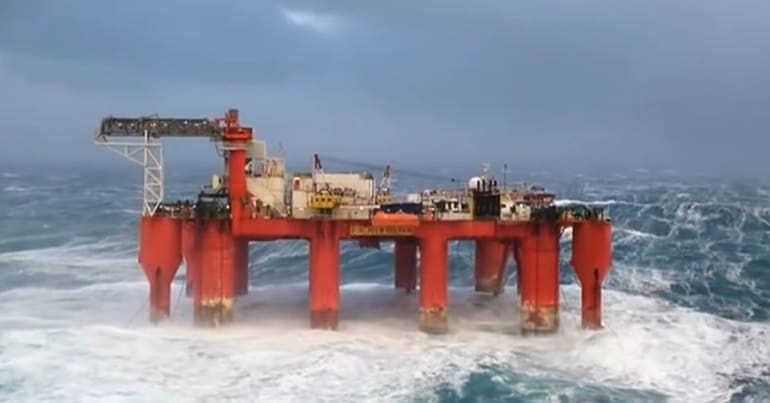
[518,223,561,334]
[138,215,183,323]
[224,109,252,233]
[234,239,249,296]
[511,240,522,295]
[181,220,198,297]
[394,239,418,293]
[309,220,340,329]
[228,143,247,223]
[474,239,509,295]
[570,221,612,329]
[418,234,449,334]
[194,219,236,327]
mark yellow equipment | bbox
[309,190,341,209]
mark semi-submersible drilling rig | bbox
[96,108,612,334]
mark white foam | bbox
[617,227,661,240]
[0,238,138,284]
[2,179,769,402]
[0,281,767,402]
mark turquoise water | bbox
[0,165,768,402]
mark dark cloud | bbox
[0,0,331,89]
[0,0,769,175]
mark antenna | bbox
[503,163,508,192]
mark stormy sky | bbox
[0,0,768,176]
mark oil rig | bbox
[95,108,612,334]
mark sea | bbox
[0,161,768,403]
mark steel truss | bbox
[95,130,164,216]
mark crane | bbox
[375,164,393,204]
[311,152,325,192]
[308,153,340,214]
[95,109,250,216]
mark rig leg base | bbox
[419,309,448,335]
[521,305,559,335]
[521,327,559,336]
[474,277,499,294]
[194,301,234,327]
[149,308,169,324]
[581,321,604,330]
[310,309,339,330]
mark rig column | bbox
[394,239,418,293]
[418,234,449,334]
[309,220,341,329]
[181,220,198,297]
[138,215,183,323]
[511,240,522,295]
[194,219,237,327]
[223,108,253,232]
[570,221,613,329]
[234,239,249,295]
[518,223,561,334]
[474,239,509,295]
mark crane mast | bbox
[375,164,392,204]
[94,109,246,216]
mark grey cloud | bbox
[0,0,330,89]
[0,0,769,175]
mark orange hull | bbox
[137,215,612,334]
[138,216,182,323]
[118,109,613,335]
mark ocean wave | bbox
[1,171,769,401]
[0,283,767,402]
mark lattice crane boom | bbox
[97,117,223,140]
[95,108,248,216]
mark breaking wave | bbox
[0,168,768,402]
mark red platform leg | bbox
[234,239,249,296]
[511,240,522,295]
[518,223,561,334]
[394,239,418,293]
[309,220,340,330]
[181,220,198,298]
[571,221,613,329]
[474,239,509,295]
[138,216,183,323]
[419,235,449,334]
[193,219,236,327]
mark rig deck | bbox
[97,108,612,334]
